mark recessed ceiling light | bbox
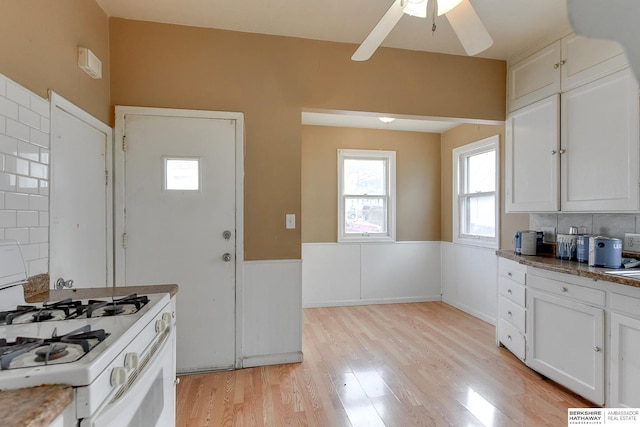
[379,117,395,123]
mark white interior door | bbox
[117,108,240,372]
[49,93,113,288]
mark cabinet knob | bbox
[560,286,568,292]
[507,311,513,317]
[554,63,560,69]
[507,335,512,341]
[507,289,513,294]
[559,149,566,154]
[560,60,566,65]
[551,150,556,155]
[593,346,601,352]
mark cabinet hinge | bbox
[122,233,128,249]
[122,135,127,152]
[105,170,109,186]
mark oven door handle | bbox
[80,327,175,427]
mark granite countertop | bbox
[25,284,179,303]
[0,385,73,426]
[496,250,640,288]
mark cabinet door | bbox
[610,312,640,407]
[505,95,560,212]
[561,69,640,211]
[508,41,561,112]
[527,289,604,404]
[561,33,627,92]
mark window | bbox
[453,135,499,248]
[338,149,396,242]
[164,157,201,191]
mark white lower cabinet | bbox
[525,271,606,405]
[496,258,527,360]
[609,291,640,407]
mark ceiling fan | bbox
[352,0,493,61]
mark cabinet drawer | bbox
[611,292,640,318]
[498,318,526,360]
[499,296,526,331]
[498,258,526,285]
[499,278,526,306]
[528,274,605,306]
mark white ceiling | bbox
[96,0,574,131]
[302,111,469,133]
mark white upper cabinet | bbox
[506,33,639,213]
[508,34,627,113]
[508,41,561,112]
[505,95,560,212]
[561,69,640,211]
[560,34,627,92]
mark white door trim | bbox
[114,106,245,368]
[49,91,114,287]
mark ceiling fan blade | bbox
[445,0,493,56]
[352,0,406,61]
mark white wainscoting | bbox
[440,241,498,325]
[241,259,303,368]
[302,242,442,307]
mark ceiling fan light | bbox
[437,0,463,16]
[402,0,427,18]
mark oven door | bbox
[80,327,176,427]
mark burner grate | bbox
[0,325,109,370]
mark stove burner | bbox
[34,343,69,362]
[32,310,55,322]
[103,305,125,316]
[85,294,149,318]
[0,325,109,370]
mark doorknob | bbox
[222,253,232,262]
[222,230,232,240]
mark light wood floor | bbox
[176,302,592,426]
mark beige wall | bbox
[109,18,506,260]
[440,124,529,249]
[0,1,110,123]
[302,126,441,243]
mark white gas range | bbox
[0,240,176,426]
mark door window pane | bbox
[164,157,200,191]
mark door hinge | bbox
[122,135,127,152]
[122,232,128,248]
[105,170,109,186]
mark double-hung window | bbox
[453,135,499,248]
[338,149,396,242]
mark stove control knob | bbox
[111,367,127,387]
[162,312,172,323]
[125,352,140,370]
[155,319,168,332]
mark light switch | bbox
[286,214,295,229]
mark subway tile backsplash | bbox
[530,213,640,241]
[0,73,49,276]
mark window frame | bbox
[337,149,396,243]
[452,135,500,249]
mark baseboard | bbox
[442,296,496,326]
[303,295,441,308]
[241,351,304,368]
